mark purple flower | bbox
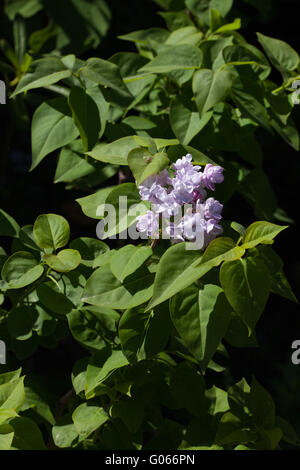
[204,219,223,246]
[156,169,172,186]
[173,153,193,171]
[172,178,194,204]
[192,188,207,203]
[172,157,204,204]
[136,154,225,247]
[163,222,185,241]
[153,190,181,217]
[202,164,224,191]
[204,197,223,221]
[181,212,205,241]
[136,211,159,237]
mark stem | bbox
[150,239,159,250]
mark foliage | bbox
[0,0,299,450]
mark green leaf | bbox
[10,416,46,449]
[21,386,55,425]
[54,140,117,184]
[118,27,169,46]
[193,69,232,116]
[159,11,194,31]
[67,306,119,351]
[12,57,72,97]
[128,148,169,185]
[215,18,241,34]
[148,238,245,310]
[241,221,288,249]
[139,44,203,73]
[87,136,138,165]
[18,225,40,252]
[0,376,25,410]
[13,14,26,66]
[257,32,299,72]
[225,312,258,348]
[210,8,222,33]
[165,26,202,46]
[72,358,88,395]
[144,303,172,358]
[231,221,246,237]
[248,377,275,429]
[69,238,109,267]
[110,245,152,283]
[1,252,43,289]
[28,19,58,53]
[186,0,233,24]
[5,0,43,20]
[85,349,129,394]
[52,413,79,448]
[118,307,150,363]
[216,411,256,446]
[0,427,14,450]
[33,213,70,251]
[220,256,271,332]
[72,403,108,437]
[269,113,299,151]
[7,305,35,341]
[80,58,132,98]
[110,397,144,434]
[76,186,115,220]
[231,74,272,132]
[205,385,230,416]
[31,98,79,170]
[119,304,170,363]
[200,37,234,70]
[252,246,297,303]
[276,416,300,446]
[0,410,18,426]
[32,303,57,337]
[43,249,81,273]
[222,44,271,79]
[198,237,246,267]
[0,369,22,386]
[170,95,213,145]
[238,168,278,221]
[82,263,153,310]
[68,86,102,152]
[170,362,205,417]
[147,244,202,310]
[37,282,75,315]
[0,209,20,237]
[170,284,231,367]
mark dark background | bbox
[1,0,300,434]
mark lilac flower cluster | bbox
[136,154,224,248]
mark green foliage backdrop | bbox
[0,0,299,451]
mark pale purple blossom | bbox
[204,219,224,245]
[202,164,224,191]
[136,210,159,237]
[204,197,223,221]
[136,154,224,248]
